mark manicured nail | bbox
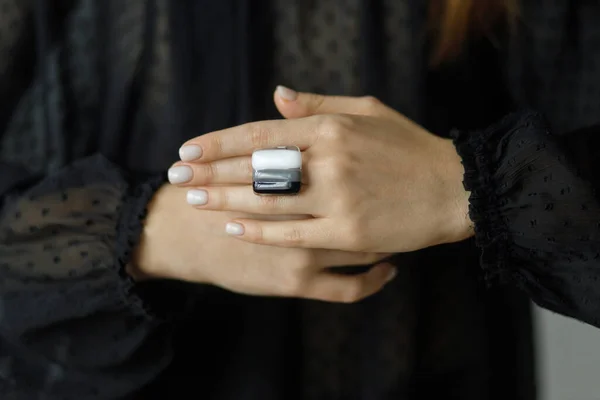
[276,85,298,101]
[168,166,193,184]
[179,145,203,162]
[187,189,208,205]
[226,222,244,236]
[385,268,397,283]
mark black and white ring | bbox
[252,146,302,195]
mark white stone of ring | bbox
[251,147,302,170]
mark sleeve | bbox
[0,3,185,398]
[0,155,182,398]
[452,112,600,328]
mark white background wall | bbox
[536,307,600,400]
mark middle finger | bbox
[168,155,312,187]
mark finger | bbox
[179,118,318,163]
[274,86,394,119]
[312,249,391,268]
[169,154,312,187]
[168,156,253,186]
[275,87,363,118]
[225,218,337,249]
[301,263,397,303]
[186,185,319,215]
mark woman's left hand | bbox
[168,87,473,253]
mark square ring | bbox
[252,146,302,195]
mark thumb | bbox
[274,85,388,119]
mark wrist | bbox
[452,184,474,242]
[131,184,186,281]
[438,138,474,243]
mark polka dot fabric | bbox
[272,0,362,95]
[0,156,168,398]
[505,0,600,133]
[453,112,600,326]
[0,0,598,399]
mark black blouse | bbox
[0,1,599,399]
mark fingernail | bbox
[179,145,203,161]
[168,166,193,184]
[276,85,298,101]
[385,268,397,283]
[226,222,245,236]
[187,189,208,205]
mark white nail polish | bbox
[187,189,208,205]
[179,145,203,161]
[226,222,244,236]
[276,85,298,101]
[168,166,193,184]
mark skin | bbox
[169,88,474,255]
[132,184,396,303]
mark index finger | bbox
[181,118,319,163]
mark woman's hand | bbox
[168,87,473,253]
[131,184,396,303]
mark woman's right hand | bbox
[131,185,396,303]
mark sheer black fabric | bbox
[0,156,168,398]
[0,0,598,399]
[453,112,600,328]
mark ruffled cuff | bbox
[115,172,167,318]
[451,112,551,286]
[1,155,177,337]
[116,171,213,321]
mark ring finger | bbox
[186,184,321,215]
[168,156,254,186]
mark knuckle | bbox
[338,282,366,303]
[257,194,283,210]
[282,227,306,246]
[246,123,272,148]
[310,94,327,113]
[204,135,224,159]
[318,114,352,141]
[360,96,382,113]
[199,163,216,184]
[251,225,265,243]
